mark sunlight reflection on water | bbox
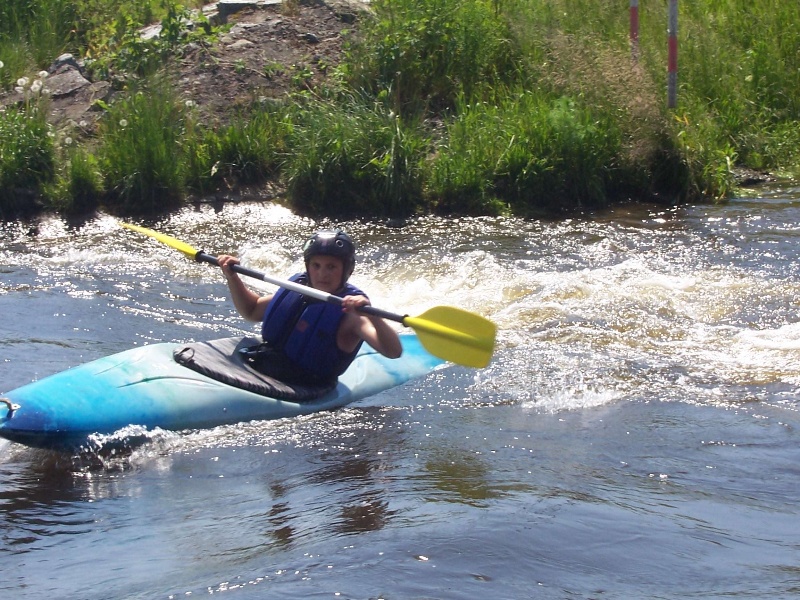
[2,191,800,598]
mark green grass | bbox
[0,82,55,216]
[212,104,289,185]
[427,92,626,214]
[2,0,800,218]
[47,146,104,215]
[283,94,428,216]
[98,80,187,213]
[0,0,79,83]
[343,0,520,116]
[183,101,291,194]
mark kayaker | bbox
[217,229,403,385]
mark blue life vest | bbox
[260,273,367,380]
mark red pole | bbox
[668,0,678,108]
[630,0,639,61]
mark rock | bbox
[50,53,84,75]
[2,0,366,136]
[227,38,256,50]
[217,0,264,23]
[47,79,112,129]
[46,69,92,99]
[140,23,163,41]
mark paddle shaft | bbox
[120,221,496,367]
[195,251,406,326]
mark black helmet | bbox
[302,229,356,284]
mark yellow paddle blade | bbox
[405,306,497,368]
[121,223,200,259]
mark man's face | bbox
[307,255,344,293]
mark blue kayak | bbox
[0,333,443,451]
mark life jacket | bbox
[260,273,367,381]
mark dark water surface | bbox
[2,190,800,599]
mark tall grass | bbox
[676,1,800,170]
[213,105,289,185]
[283,95,428,216]
[47,146,104,215]
[0,78,55,216]
[344,0,520,115]
[427,92,624,214]
[98,80,187,213]
[0,0,79,84]
[0,0,206,88]
[490,0,799,197]
[2,0,800,218]
[183,101,291,194]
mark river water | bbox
[2,187,800,599]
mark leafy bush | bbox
[85,2,216,82]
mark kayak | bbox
[0,333,444,451]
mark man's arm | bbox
[340,295,403,358]
[218,254,272,323]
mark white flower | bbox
[17,77,29,87]
[64,137,73,146]
[30,80,42,93]
[185,100,195,108]
[38,70,48,79]
[14,86,24,94]
[0,60,4,69]
[119,119,129,128]
[79,120,88,128]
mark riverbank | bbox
[1,0,798,219]
[1,0,368,212]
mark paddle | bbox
[121,223,496,368]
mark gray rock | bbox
[47,69,92,99]
[51,53,84,75]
